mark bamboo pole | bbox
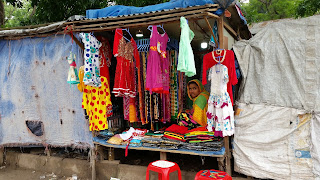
[203,16,218,46]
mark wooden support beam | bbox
[224,136,232,176]
[217,157,225,171]
[96,145,107,161]
[45,147,51,157]
[203,16,218,46]
[218,16,224,48]
[63,4,219,25]
[71,13,210,33]
[91,146,97,180]
[160,152,167,160]
[108,147,115,161]
[194,20,211,39]
[223,22,238,40]
[0,148,4,165]
[68,33,84,50]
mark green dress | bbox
[177,16,196,77]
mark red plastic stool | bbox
[194,169,232,180]
[146,160,182,180]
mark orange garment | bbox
[77,66,85,92]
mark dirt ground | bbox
[0,165,251,180]
[0,166,79,180]
[0,147,252,180]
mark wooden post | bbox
[217,157,225,171]
[218,15,224,48]
[160,152,167,160]
[218,14,232,176]
[0,148,3,165]
[91,146,96,180]
[108,147,115,161]
[65,25,84,50]
[96,145,107,161]
[203,16,218,46]
[224,137,232,176]
[45,146,51,157]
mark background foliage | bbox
[1,0,320,28]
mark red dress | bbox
[112,29,140,98]
[202,50,238,105]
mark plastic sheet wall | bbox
[0,35,93,148]
[234,103,313,180]
[233,15,320,179]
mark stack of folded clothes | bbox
[181,127,224,151]
[163,124,188,142]
[160,138,185,149]
[98,129,115,140]
[141,137,163,147]
[142,131,164,147]
[144,131,164,138]
[181,139,224,151]
[184,127,216,143]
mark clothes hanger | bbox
[122,28,133,40]
[213,43,225,73]
[116,29,130,42]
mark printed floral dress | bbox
[79,33,102,87]
[206,64,234,137]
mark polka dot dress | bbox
[82,76,112,131]
[79,33,102,87]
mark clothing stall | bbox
[62,2,250,179]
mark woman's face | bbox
[189,83,200,99]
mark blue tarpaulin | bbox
[86,0,234,19]
[0,35,93,148]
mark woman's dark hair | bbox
[188,81,199,87]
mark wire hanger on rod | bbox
[213,43,225,73]
[116,29,130,42]
[122,28,133,39]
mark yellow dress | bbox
[82,76,112,131]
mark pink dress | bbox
[145,25,169,94]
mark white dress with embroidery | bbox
[206,64,234,137]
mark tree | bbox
[1,0,171,27]
[29,0,110,24]
[296,0,320,17]
[4,0,33,27]
[241,0,301,24]
[1,0,24,27]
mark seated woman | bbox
[187,79,209,126]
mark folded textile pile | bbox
[141,137,163,147]
[181,139,224,151]
[163,124,188,142]
[144,131,164,138]
[160,137,185,149]
[98,129,115,140]
[184,127,217,143]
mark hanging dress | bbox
[82,76,112,131]
[79,33,102,87]
[145,25,169,93]
[206,63,235,137]
[177,16,196,77]
[96,36,112,86]
[112,29,139,98]
[202,50,238,105]
[67,52,80,84]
